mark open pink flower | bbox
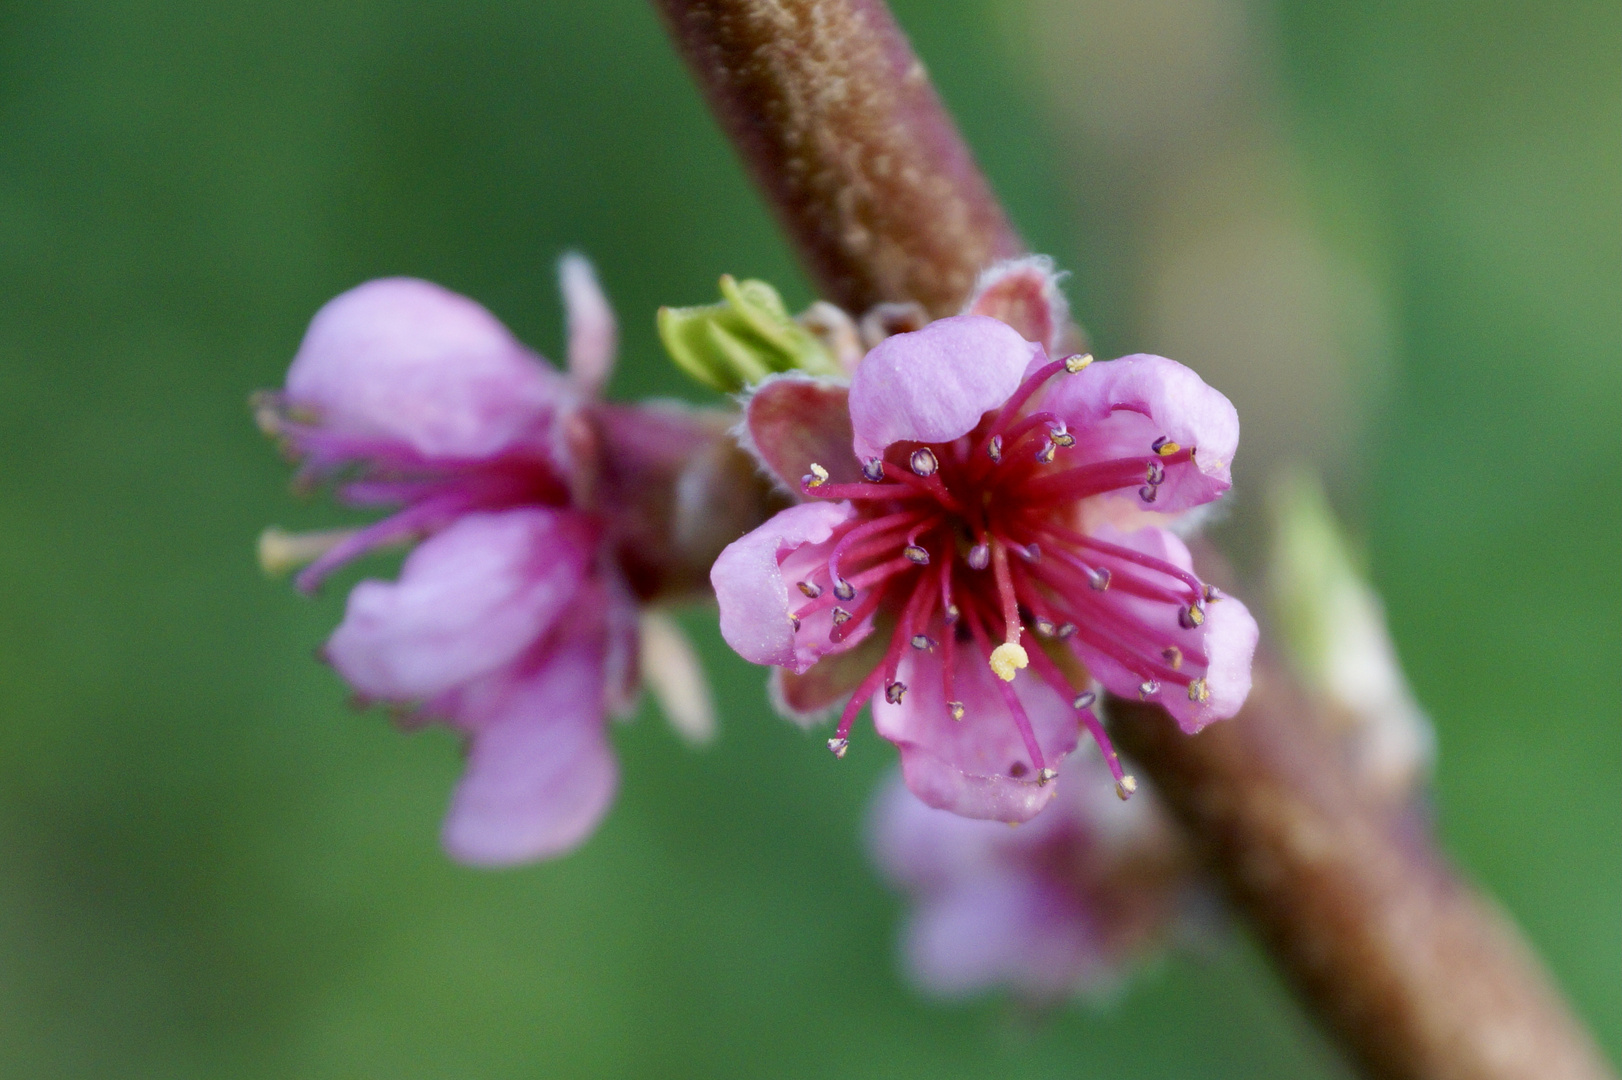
[258,259,641,866]
[868,751,1199,1002]
[712,263,1257,822]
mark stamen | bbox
[1089,567,1112,591]
[1145,460,1165,485]
[862,457,886,483]
[903,545,930,565]
[788,614,801,631]
[967,543,990,570]
[1187,677,1210,702]
[1037,768,1058,785]
[1033,617,1057,637]
[804,462,830,488]
[1203,584,1222,603]
[827,737,849,758]
[830,607,852,626]
[1117,776,1138,800]
[987,435,1003,462]
[1050,426,1075,448]
[1063,352,1094,373]
[1072,690,1096,709]
[797,580,823,599]
[1179,603,1205,628]
[909,447,939,476]
[948,701,965,721]
[884,681,907,705]
[910,633,935,651]
[1138,483,1159,503]
[1035,440,1057,464]
[833,578,856,601]
[1058,622,1077,638]
[1152,436,1181,456]
[1162,646,1184,670]
[1139,679,1161,699]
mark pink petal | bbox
[710,501,869,672]
[1040,353,1240,514]
[963,255,1070,355]
[740,374,859,492]
[326,508,593,701]
[1069,525,1257,732]
[902,877,1096,1000]
[560,253,616,397]
[848,315,1042,463]
[286,277,569,461]
[872,642,1079,822]
[440,624,618,866]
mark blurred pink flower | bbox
[712,260,1257,823]
[868,751,1199,1003]
[257,259,646,866]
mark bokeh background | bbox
[0,0,1615,1075]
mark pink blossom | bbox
[712,262,1257,822]
[868,751,1198,1002]
[257,260,643,866]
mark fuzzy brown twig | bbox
[651,0,1023,316]
[651,2,1615,1078]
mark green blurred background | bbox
[0,0,1615,1075]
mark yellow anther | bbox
[1064,353,1094,374]
[1155,440,1181,457]
[805,462,830,487]
[1116,775,1138,800]
[989,642,1029,681]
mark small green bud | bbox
[658,275,844,393]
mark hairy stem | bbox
[650,0,1023,316]
[653,2,1616,1077]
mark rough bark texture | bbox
[651,0,1024,316]
[652,2,1616,1077]
[1110,671,1613,1080]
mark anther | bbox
[967,543,990,571]
[910,634,935,651]
[1179,603,1205,629]
[1138,483,1159,503]
[1138,679,1161,699]
[1034,617,1057,638]
[948,701,966,721]
[830,606,852,626]
[1162,646,1184,670]
[1089,567,1112,591]
[989,642,1029,682]
[903,544,930,565]
[884,681,907,705]
[1203,584,1222,603]
[827,737,849,759]
[788,614,802,631]
[1019,543,1041,563]
[1049,426,1075,448]
[945,604,961,623]
[1064,353,1094,374]
[909,447,939,476]
[1057,622,1077,638]
[1145,460,1165,485]
[833,578,856,601]
[987,435,1003,462]
[1116,775,1138,800]
[1072,690,1097,710]
[1034,440,1057,464]
[1151,436,1181,456]
[861,457,886,483]
[1187,678,1211,702]
[797,580,823,599]
[1036,767,1058,786]
[804,462,830,488]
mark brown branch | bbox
[1110,669,1612,1080]
[652,2,1616,1077]
[650,0,1023,316]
